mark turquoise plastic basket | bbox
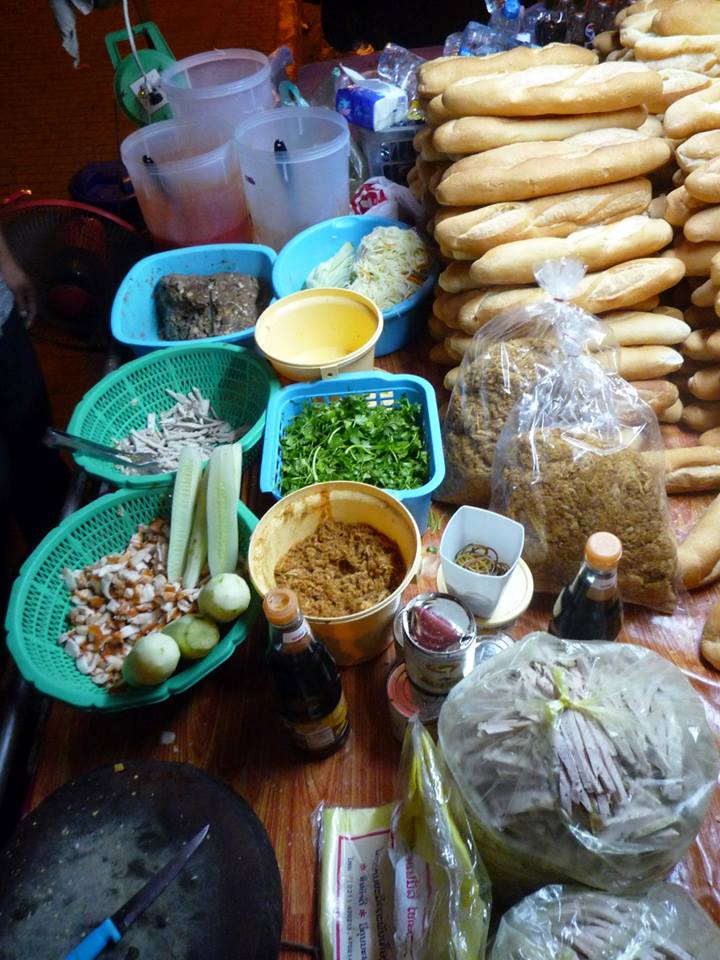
[67,343,278,487]
[5,486,259,711]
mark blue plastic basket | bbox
[111,242,276,355]
[259,371,445,531]
[271,215,438,357]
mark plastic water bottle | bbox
[489,0,526,48]
[443,32,463,56]
[459,21,495,55]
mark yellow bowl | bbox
[253,288,383,381]
[248,481,421,665]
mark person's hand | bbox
[2,257,37,327]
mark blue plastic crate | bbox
[111,242,276,355]
[259,370,445,532]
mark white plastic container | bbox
[440,506,525,619]
[235,107,350,251]
[160,49,273,128]
[121,118,250,249]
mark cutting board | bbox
[0,760,283,959]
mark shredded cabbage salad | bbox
[305,226,431,310]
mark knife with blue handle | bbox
[63,823,209,959]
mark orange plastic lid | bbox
[263,587,299,626]
[585,532,622,571]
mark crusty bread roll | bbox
[629,378,679,413]
[649,194,668,219]
[574,257,686,313]
[665,186,707,226]
[413,127,449,163]
[618,345,684,379]
[432,289,480,325]
[699,426,720,445]
[632,295,661,311]
[593,30,621,56]
[684,207,720,243]
[435,135,670,206]
[626,53,720,75]
[682,327,720,361]
[676,130,720,174]
[691,277,718,307]
[619,10,660,46]
[431,107,647,155]
[659,397,684,423]
[468,217,673,286]
[711,251,720,287]
[665,238,720,276]
[434,179,652,257]
[425,95,453,126]
[678,491,720,590]
[616,0,674,24]
[664,83,720,139]
[604,311,690,345]
[637,114,665,138]
[701,598,720,668]
[417,44,598,99]
[683,400,720,431]
[444,367,460,391]
[644,66,712,113]
[686,306,718,328]
[427,314,453,341]
[442,62,662,118]
[457,286,544,333]
[654,0,720,36]
[672,168,687,189]
[439,261,478,293]
[689,365,720,400]
[429,342,455,365]
[634,35,720,59]
[685,158,720,203]
[665,446,720,494]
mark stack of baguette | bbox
[413,47,685,399]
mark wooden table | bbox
[26,335,720,948]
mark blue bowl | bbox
[111,242,276,355]
[272,215,437,357]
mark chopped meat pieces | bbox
[155,272,270,341]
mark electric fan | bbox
[0,200,151,345]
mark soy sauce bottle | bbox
[548,532,623,642]
[264,588,350,757]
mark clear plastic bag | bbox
[489,304,677,612]
[489,882,720,959]
[438,633,719,902]
[436,259,616,508]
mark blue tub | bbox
[271,215,437,357]
[259,370,445,532]
[111,242,276,355]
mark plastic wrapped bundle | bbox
[438,634,719,901]
[489,883,720,959]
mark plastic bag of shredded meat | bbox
[436,258,617,507]
[438,633,719,902]
[489,882,720,960]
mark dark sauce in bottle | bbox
[548,532,623,642]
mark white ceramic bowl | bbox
[439,506,525,618]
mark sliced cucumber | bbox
[182,468,208,590]
[167,446,202,584]
[207,444,239,577]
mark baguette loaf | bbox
[654,306,685,320]
[678,491,720,590]
[413,127,449,162]
[638,53,720,75]
[435,135,670,206]
[618,11,660,46]
[645,67,712,113]
[439,261,478,293]
[604,311,690,345]
[432,289,481,325]
[664,83,720,139]
[701,598,720,669]
[618,345,684,379]
[654,0,720,36]
[684,207,720,243]
[629,378,679,412]
[689,365,720,400]
[572,257,686,314]
[665,238,720,276]
[699,426,720,445]
[616,0,674,24]
[682,400,720,431]
[593,30,621,56]
[634,35,720,58]
[425,95,453,126]
[711,251,720,287]
[444,367,460,392]
[676,130,720,173]
[468,217,672,286]
[457,287,545,333]
[431,107,647,155]
[434,179,652,257]
[441,62,662,118]
[691,277,718,307]
[648,195,668,219]
[427,314,453,341]
[429,342,455,365]
[682,327,720,361]
[632,295,661,311]
[685,158,720,203]
[665,446,720,494]
[665,185,707,226]
[638,115,665,138]
[416,44,598,99]
[659,397,684,423]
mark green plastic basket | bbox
[67,343,279,487]
[5,485,260,711]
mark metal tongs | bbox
[43,428,159,474]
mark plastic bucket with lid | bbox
[247,481,422,665]
[235,107,350,251]
[254,288,383,381]
[160,49,273,127]
[121,118,250,249]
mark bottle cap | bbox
[585,532,622,571]
[263,587,300,626]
